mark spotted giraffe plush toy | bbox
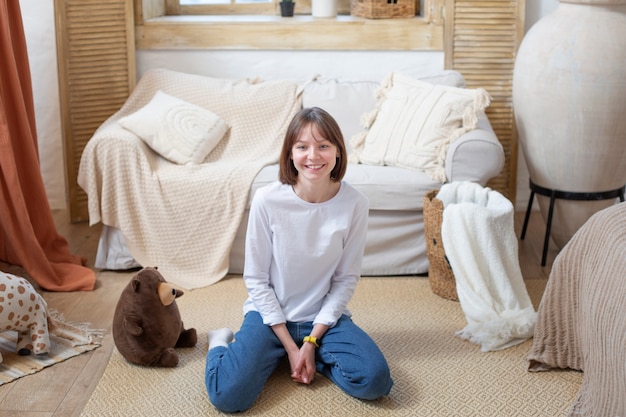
[0,271,51,363]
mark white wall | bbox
[20,0,66,209]
[21,0,558,211]
[136,49,445,82]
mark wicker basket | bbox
[423,190,458,301]
[351,0,417,19]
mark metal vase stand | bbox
[520,179,625,266]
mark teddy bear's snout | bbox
[158,283,177,306]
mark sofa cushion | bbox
[118,90,229,165]
[351,72,491,183]
[249,163,439,211]
[302,70,467,156]
[302,79,378,155]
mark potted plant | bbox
[280,0,295,17]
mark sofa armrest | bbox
[77,126,160,226]
[445,113,504,185]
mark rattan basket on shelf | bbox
[351,0,417,19]
[423,190,458,301]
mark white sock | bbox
[207,328,234,350]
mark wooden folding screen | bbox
[55,0,136,222]
[444,0,526,202]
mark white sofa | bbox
[81,68,504,289]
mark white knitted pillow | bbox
[351,73,491,182]
[119,90,228,165]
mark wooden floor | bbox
[0,209,560,417]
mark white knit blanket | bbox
[437,181,536,351]
[78,69,301,289]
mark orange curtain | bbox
[0,0,95,291]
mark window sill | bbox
[135,15,443,51]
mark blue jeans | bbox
[205,311,393,413]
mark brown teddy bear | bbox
[112,267,197,367]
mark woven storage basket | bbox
[423,190,458,301]
[351,0,416,19]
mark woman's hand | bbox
[272,323,328,385]
[290,343,316,384]
[272,324,315,384]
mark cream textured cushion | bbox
[119,90,228,165]
[351,72,491,182]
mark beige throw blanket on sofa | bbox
[78,69,301,289]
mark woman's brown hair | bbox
[278,107,347,185]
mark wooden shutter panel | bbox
[444,0,525,202]
[55,0,136,222]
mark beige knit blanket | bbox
[78,69,301,289]
[526,202,626,416]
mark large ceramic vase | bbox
[513,0,626,249]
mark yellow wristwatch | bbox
[303,335,320,348]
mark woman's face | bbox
[291,123,337,184]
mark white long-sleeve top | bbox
[242,180,368,327]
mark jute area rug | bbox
[81,277,582,416]
[0,312,102,386]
